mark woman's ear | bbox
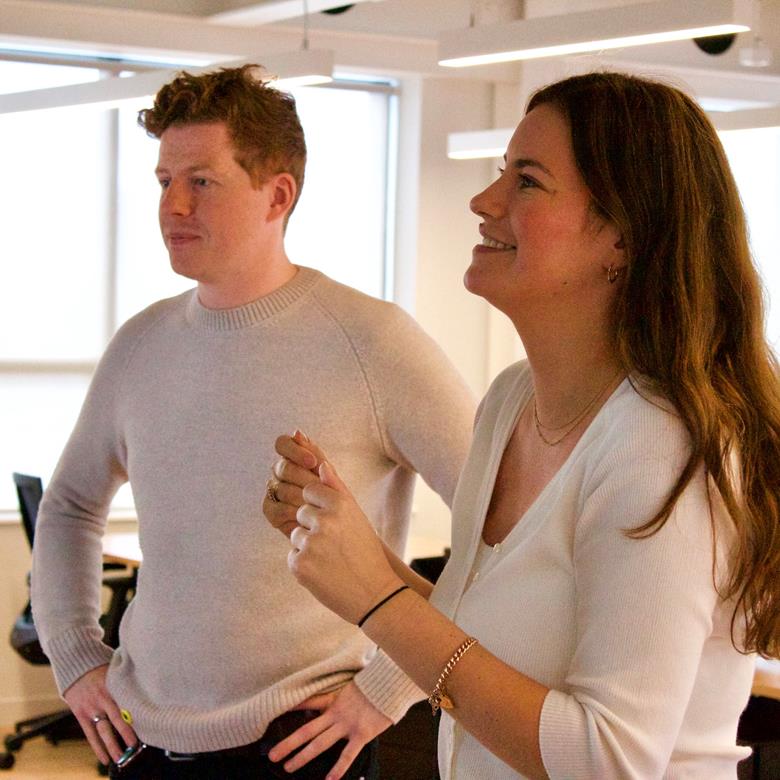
[606,234,627,282]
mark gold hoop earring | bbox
[607,264,620,284]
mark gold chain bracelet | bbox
[427,636,478,714]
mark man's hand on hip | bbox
[63,665,138,766]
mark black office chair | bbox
[1,473,137,771]
[738,694,780,780]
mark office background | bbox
[1,0,779,733]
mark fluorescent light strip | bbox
[447,107,780,161]
[273,73,332,88]
[448,147,507,160]
[0,42,210,69]
[712,105,780,131]
[0,50,333,114]
[447,128,513,160]
[441,26,748,67]
[438,0,751,68]
[257,48,335,87]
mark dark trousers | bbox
[108,710,379,780]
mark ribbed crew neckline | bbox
[186,266,322,332]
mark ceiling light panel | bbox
[438,0,751,68]
[0,50,334,115]
[447,128,513,160]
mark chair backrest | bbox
[12,473,43,550]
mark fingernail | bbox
[293,429,309,442]
[303,451,317,469]
[319,462,330,480]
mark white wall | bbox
[404,75,524,559]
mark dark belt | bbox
[158,709,319,762]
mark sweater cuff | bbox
[42,625,115,695]
[353,650,425,723]
[538,688,588,779]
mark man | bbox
[31,65,475,779]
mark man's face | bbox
[156,121,277,287]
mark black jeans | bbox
[108,710,379,780]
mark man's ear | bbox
[614,236,625,250]
[266,173,297,223]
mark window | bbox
[286,84,391,299]
[0,60,397,511]
[720,127,780,355]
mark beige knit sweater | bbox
[32,266,475,753]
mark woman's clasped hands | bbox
[264,431,404,626]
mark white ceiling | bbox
[2,0,780,105]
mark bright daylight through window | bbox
[0,60,396,511]
[719,126,780,355]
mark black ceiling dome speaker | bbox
[694,33,737,55]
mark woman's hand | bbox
[269,682,392,780]
[289,454,403,625]
[263,430,322,537]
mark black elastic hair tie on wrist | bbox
[357,585,410,628]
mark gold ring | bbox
[266,480,280,504]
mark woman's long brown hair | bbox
[529,72,780,658]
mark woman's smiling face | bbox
[466,103,623,320]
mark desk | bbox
[752,658,780,702]
[99,532,140,648]
[102,531,142,567]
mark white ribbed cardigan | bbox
[430,361,754,780]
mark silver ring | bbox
[266,480,280,504]
[91,714,109,725]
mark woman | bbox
[264,72,780,779]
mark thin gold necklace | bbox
[532,371,622,447]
